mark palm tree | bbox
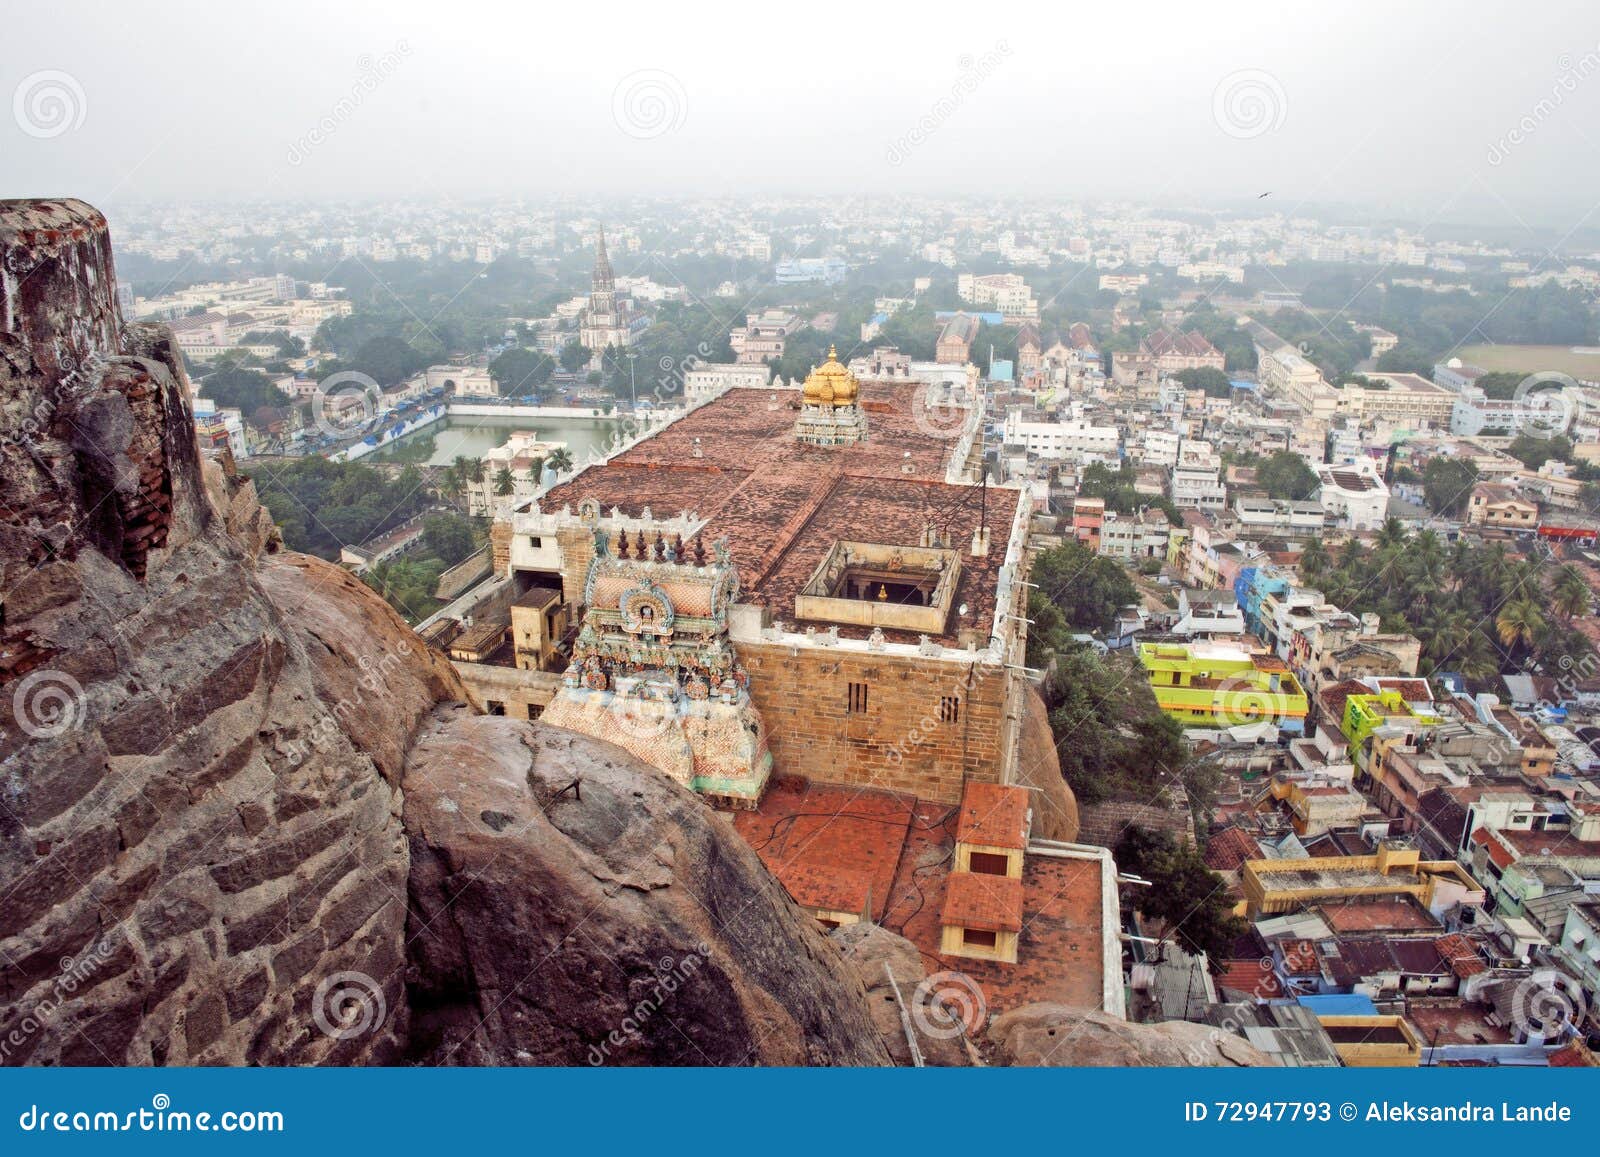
[1495,597,1546,655]
[547,446,574,474]
[1376,517,1407,550]
[1299,536,1330,579]
[1551,565,1591,620]
[493,466,515,497]
[1456,632,1502,686]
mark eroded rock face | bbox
[404,710,891,1066]
[986,1004,1272,1067]
[0,200,449,1064]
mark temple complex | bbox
[422,351,1027,805]
[417,292,1120,1021]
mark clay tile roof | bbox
[1435,933,1488,978]
[1204,826,1262,873]
[1471,826,1516,871]
[939,871,1024,933]
[956,782,1030,850]
[1215,958,1282,1000]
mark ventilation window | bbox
[962,928,997,948]
[940,696,961,723]
[969,852,1009,876]
[847,682,869,713]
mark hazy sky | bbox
[5,0,1600,226]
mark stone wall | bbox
[738,641,1012,803]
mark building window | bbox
[526,704,542,721]
[969,851,1009,877]
[962,928,997,949]
[486,700,506,716]
[847,682,869,713]
[940,696,961,723]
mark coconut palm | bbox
[1551,565,1591,620]
[1495,597,1546,654]
[547,446,574,474]
[1299,536,1330,579]
[493,466,515,497]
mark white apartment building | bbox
[1314,462,1390,530]
[956,272,1040,322]
[1170,439,1226,511]
[1002,412,1120,460]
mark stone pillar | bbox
[0,198,124,388]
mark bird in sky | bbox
[1257,191,1273,199]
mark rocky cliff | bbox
[0,198,889,1067]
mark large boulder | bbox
[404,710,891,1066]
[829,922,972,1066]
[0,200,437,1064]
[986,1004,1272,1067]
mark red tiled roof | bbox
[540,385,1019,645]
[1215,958,1282,1000]
[1204,826,1262,873]
[1435,933,1488,978]
[956,782,1030,850]
[939,871,1024,933]
[1471,826,1516,871]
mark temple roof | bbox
[540,384,1017,646]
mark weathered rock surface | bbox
[404,710,891,1065]
[1014,686,1078,842]
[0,200,446,1063]
[986,1004,1272,1067]
[829,922,971,1066]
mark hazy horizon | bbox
[5,0,1600,231]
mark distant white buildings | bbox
[956,273,1039,322]
[1002,412,1119,460]
[682,363,771,406]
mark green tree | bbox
[1256,452,1319,501]
[558,341,590,374]
[1172,366,1233,397]
[421,513,477,566]
[1114,827,1248,968]
[1421,457,1478,518]
[1030,539,1138,636]
[493,466,515,496]
[490,347,553,396]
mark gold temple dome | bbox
[801,345,859,407]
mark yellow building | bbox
[1316,1015,1423,1067]
[1139,640,1308,731]
[1240,840,1485,919]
